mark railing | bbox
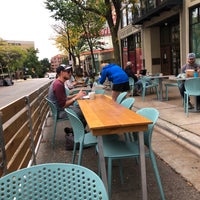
[0,82,51,177]
[133,0,183,24]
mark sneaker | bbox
[64,127,73,135]
[188,102,194,109]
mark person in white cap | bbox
[178,53,200,109]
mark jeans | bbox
[58,105,87,127]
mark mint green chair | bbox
[140,76,159,101]
[120,97,135,110]
[65,108,97,165]
[100,108,165,200]
[165,79,182,101]
[0,163,108,200]
[128,77,135,96]
[45,97,68,148]
[184,78,200,116]
[165,82,178,100]
[116,91,128,104]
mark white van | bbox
[48,73,56,79]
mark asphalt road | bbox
[0,78,52,109]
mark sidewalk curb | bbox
[156,118,200,157]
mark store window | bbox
[189,4,200,62]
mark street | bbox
[0,78,52,108]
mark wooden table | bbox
[78,94,152,200]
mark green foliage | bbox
[0,40,27,74]
[45,0,106,67]
[40,58,51,77]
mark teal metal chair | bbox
[128,77,135,96]
[184,78,200,116]
[165,82,179,100]
[116,91,128,104]
[65,108,97,165]
[165,78,182,101]
[140,76,159,101]
[45,97,68,148]
[0,163,108,200]
[120,97,135,110]
[95,89,105,94]
[100,108,165,200]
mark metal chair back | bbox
[0,163,108,200]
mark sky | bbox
[0,0,61,60]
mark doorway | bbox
[160,22,180,75]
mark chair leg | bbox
[165,86,168,100]
[108,158,113,198]
[77,144,83,165]
[184,93,189,117]
[118,160,124,184]
[52,119,57,148]
[142,88,146,101]
[156,87,159,100]
[72,144,77,164]
[149,150,165,200]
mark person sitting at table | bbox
[178,53,200,109]
[48,64,87,134]
[124,61,147,95]
[99,63,130,101]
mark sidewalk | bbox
[36,85,200,200]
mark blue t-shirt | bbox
[99,64,129,85]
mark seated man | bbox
[48,64,87,134]
[178,53,200,109]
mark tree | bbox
[69,0,122,65]
[45,0,105,72]
[0,39,27,77]
[23,48,41,78]
[40,58,51,77]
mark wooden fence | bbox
[0,82,51,177]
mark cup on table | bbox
[89,92,95,99]
[194,72,198,77]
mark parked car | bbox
[48,73,56,79]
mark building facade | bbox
[5,40,35,49]
[50,54,67,72]
[119,0,200,75]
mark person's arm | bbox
[64,89,86,108]
[99,70,107,84]
[181,64,186,73]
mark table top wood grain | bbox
[78,94,152,136]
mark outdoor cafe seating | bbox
[99,108,165,199]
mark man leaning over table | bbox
[48,64,87,134]
[178,53,200,109]
[99,63,130,101]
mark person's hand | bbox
[76,89,86,99]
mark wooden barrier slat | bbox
[7,137,31,173]
[3,111,29,144]
[5,123,30,162]
[0,97,27,124]
[0,82,51,177]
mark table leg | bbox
[138,131,148,200]
[97,136,108,192]
[158,78,163,101]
